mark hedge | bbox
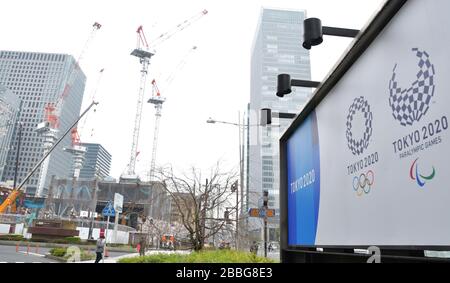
[0,234,24,241]
[118,250,276,263]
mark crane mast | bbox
[123,26,154,180]
[148,80,165,181]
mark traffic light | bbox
[224,210,231,224]
[263,190,269,208]
[231,180,238,193]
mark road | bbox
[0,244,131,263]
[0,245,56,263]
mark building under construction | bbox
[34,177,171,229]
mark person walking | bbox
[139,237,146,256]
[95,234,106,263]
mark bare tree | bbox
[156,163,239,251]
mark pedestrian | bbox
[139,237,146,256]
[250,241,258,255]
[95,234,106,263]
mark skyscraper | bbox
[0,85,21,181]
[78,143,112,180]
[0,51,86,195]
[248,8,312,243]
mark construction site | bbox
[0,10,209,247]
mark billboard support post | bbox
[264,213,268,258]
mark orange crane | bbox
[43,22,102,130]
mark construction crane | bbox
[122,25,154,181]
[148,79,165,182]
[35,22,102,197]
[64,68,105,179]
[147,46,198,181]
[149,9,208,49]
[122,10,208,181]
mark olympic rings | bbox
[352,170,375,196]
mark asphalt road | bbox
[0,245,56,263]
[0,244,131,263]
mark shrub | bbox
[118,250,276,263]
[50,247,95,261]
[50,247,67,257]
[0,234,24,241]
[64,237,81,244]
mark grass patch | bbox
[118,250,276,263]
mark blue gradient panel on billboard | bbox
[287,111,321,246]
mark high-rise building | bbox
[0,85,21,181]
[0,51,86,195]
[247,8,312,243]
[78,143,112,180]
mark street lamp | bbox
[276,74,321,98]
[207,115,247,250]
[302,17,360,50]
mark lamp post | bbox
[207,115,246,250]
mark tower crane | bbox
[122,25,154,181]
[35,22,102,197]
[122,10,208,181]
[147,46,198,181]
[64,68,105,180]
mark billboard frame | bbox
[279,0,450,262]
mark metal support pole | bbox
[103,215,110,263]
[264,214,268,258]
[291,79,321,89]
[236,112,241,250]
[113,212,119,243]
[322,26,359,38]
[13,122,23,190]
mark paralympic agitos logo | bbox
[410,158,436,188]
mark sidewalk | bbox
[81,249,191,263]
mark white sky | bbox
[0,0,385,179]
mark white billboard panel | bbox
[287,0,450,246]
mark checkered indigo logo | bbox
[389,48,436,127]
[346,97,373,156]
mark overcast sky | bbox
[0,0,385,179]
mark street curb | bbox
[0,240,136,253]
[44,254,67,263]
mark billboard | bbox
[284,0,450,247]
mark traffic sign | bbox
[248,208,275,218]
[102,201,115,217]
[114,193,123,213]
